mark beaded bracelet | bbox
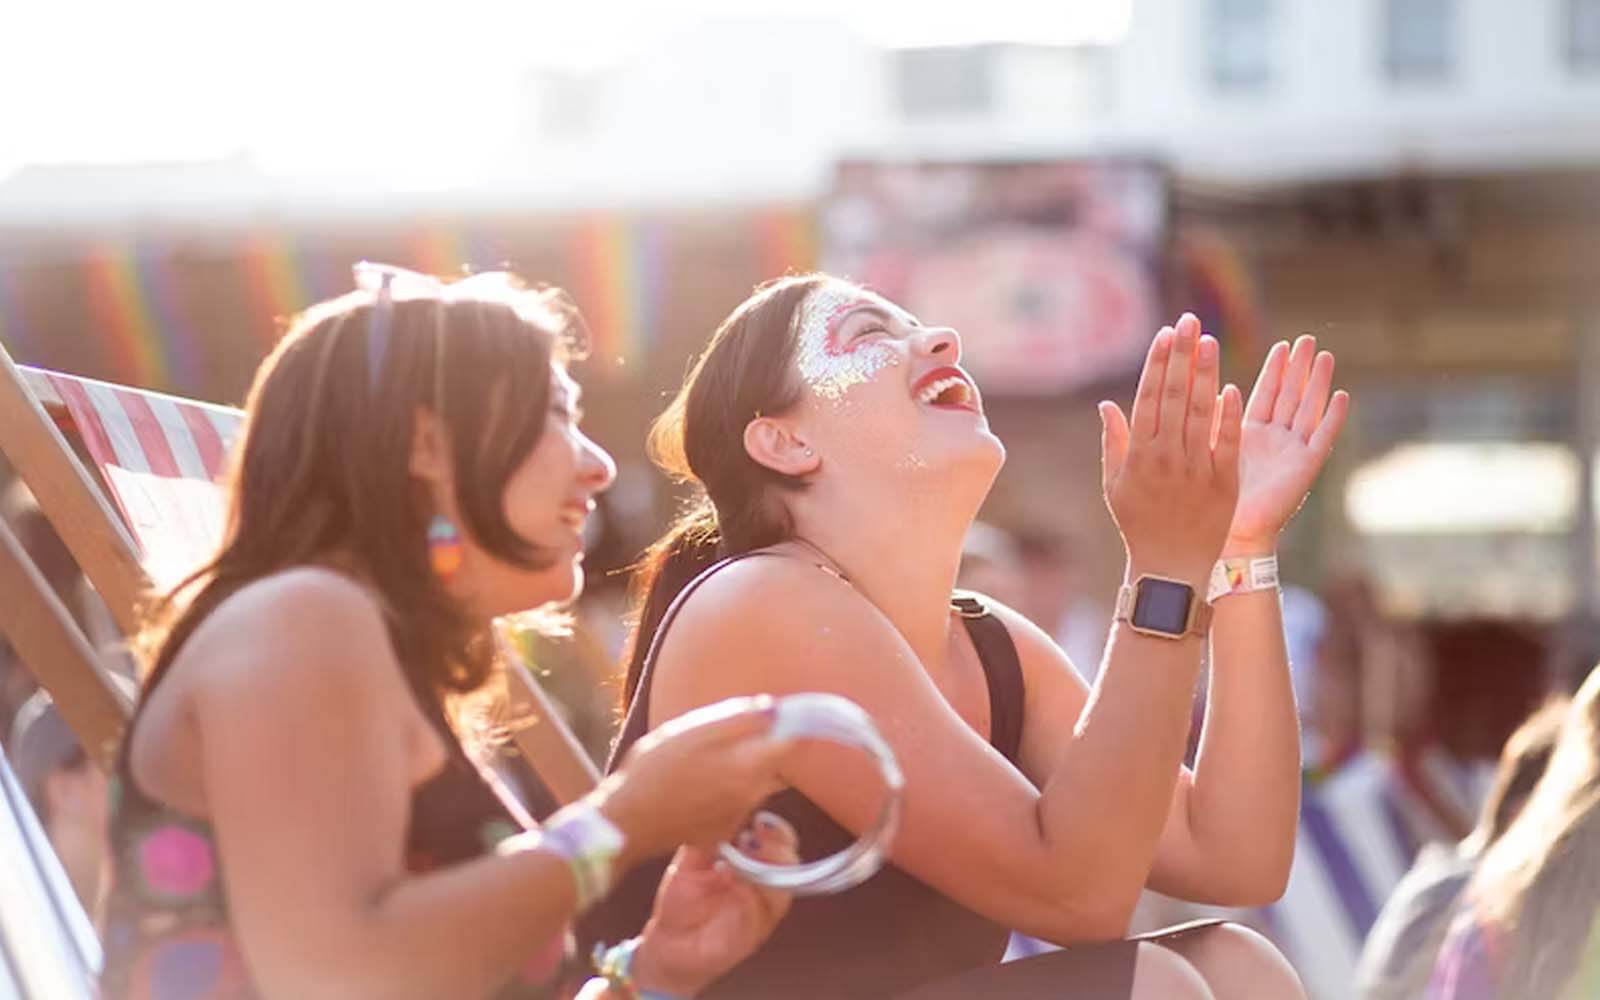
[589,937,685,1000]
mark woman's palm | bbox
[1228,336,1349,549]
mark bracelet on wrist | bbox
[1207,554,1279,602]
[589,937,687,1000]
[498,800,625,912]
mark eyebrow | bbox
[833,303,920,332]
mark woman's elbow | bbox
[1201,859,1292,908]
[1026,878,1142,944]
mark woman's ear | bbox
[409,408,452,485]
[744,416,820,477]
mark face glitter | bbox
[794,285,905,401]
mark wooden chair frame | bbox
[0,339,598,803]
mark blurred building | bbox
[3,0,1600,677]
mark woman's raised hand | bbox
[1099,314,1242,586]
[1224,335,1350,554]
[596,696,793,865]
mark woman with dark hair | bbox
[99,267,804,999]
[1428,664,1600,999]
[585,274,1349,997]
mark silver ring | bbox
[717,693,904,896]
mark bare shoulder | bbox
[179,566,407,713]
[649,554,914,715]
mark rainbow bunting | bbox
[756,207,819,279]
[409,225,469,278]
[568,216,664,377]
[1180,227,1263,354]
[134,242,203,392]
[83,243,169,390]
[240,233,312,348]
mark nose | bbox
[914,326,962,363]
[579,434,617,494]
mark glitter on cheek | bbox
[795,287,902,401]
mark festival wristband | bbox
[716,692,904,897]
[500,800,625,912]
[589,937,686,1000]
[1207,554,1280,602]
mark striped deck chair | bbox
[0,340,599,804]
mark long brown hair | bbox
[621,274,832,706]
[1467,664,1600,996]
[138,276,584,720]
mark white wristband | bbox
[1207,554,1279,602]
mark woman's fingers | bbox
[1100,401,1130,488]
[1157,317,1200,450]
[1292,350,1337,442]
[1307,389,1351,462]
[1271,335,1317,427]
[1245,340,1290,424]
[1211,384,1244,493]
[1130,327,1175,440]
[1185,333,1220,462]
[732,812,800,922]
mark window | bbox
[895,47,995,118]
[1209,0,1275,90]
[1386,0,1456,82]
[1570,0,1600,71]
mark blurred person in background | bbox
[1015,530,1109,685]
[1356,696,1567,1000]
[9,689,109,910]
[589,274,1348,998]
[955,520,1029,612]
[99,267,806,1000]
[1428,662,1600,999]
[1264,576,1490,999]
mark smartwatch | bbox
[1114,574,1212,639]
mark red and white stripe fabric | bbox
[21,367,243,589]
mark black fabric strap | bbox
[952,591,1025,764]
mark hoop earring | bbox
[428,514,464,583]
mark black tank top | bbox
[99,621,576,999]
[581,552,1026,999]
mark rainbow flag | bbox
[1180,227,1262,354]
[240,233,312,349]
[567,216,666,377]
[757,206,819,278]
[134,242,204,392]
[83,244,169,390]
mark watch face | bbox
[1133,578,1193,635]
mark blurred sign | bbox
[822,159,1166,395]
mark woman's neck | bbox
[787,499,972,672]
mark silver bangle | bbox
[716,692,904,897]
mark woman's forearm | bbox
[304,846,582,1000]
[1034,601,1209,934]
[1185,571,1301,900]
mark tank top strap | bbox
[951,590,1025,765]
[607,549,789,770]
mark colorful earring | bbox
[428,514,464,583]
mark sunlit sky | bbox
[0,0,1130,180]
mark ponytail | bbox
[622,498,722,706]
[620,274,830,711]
